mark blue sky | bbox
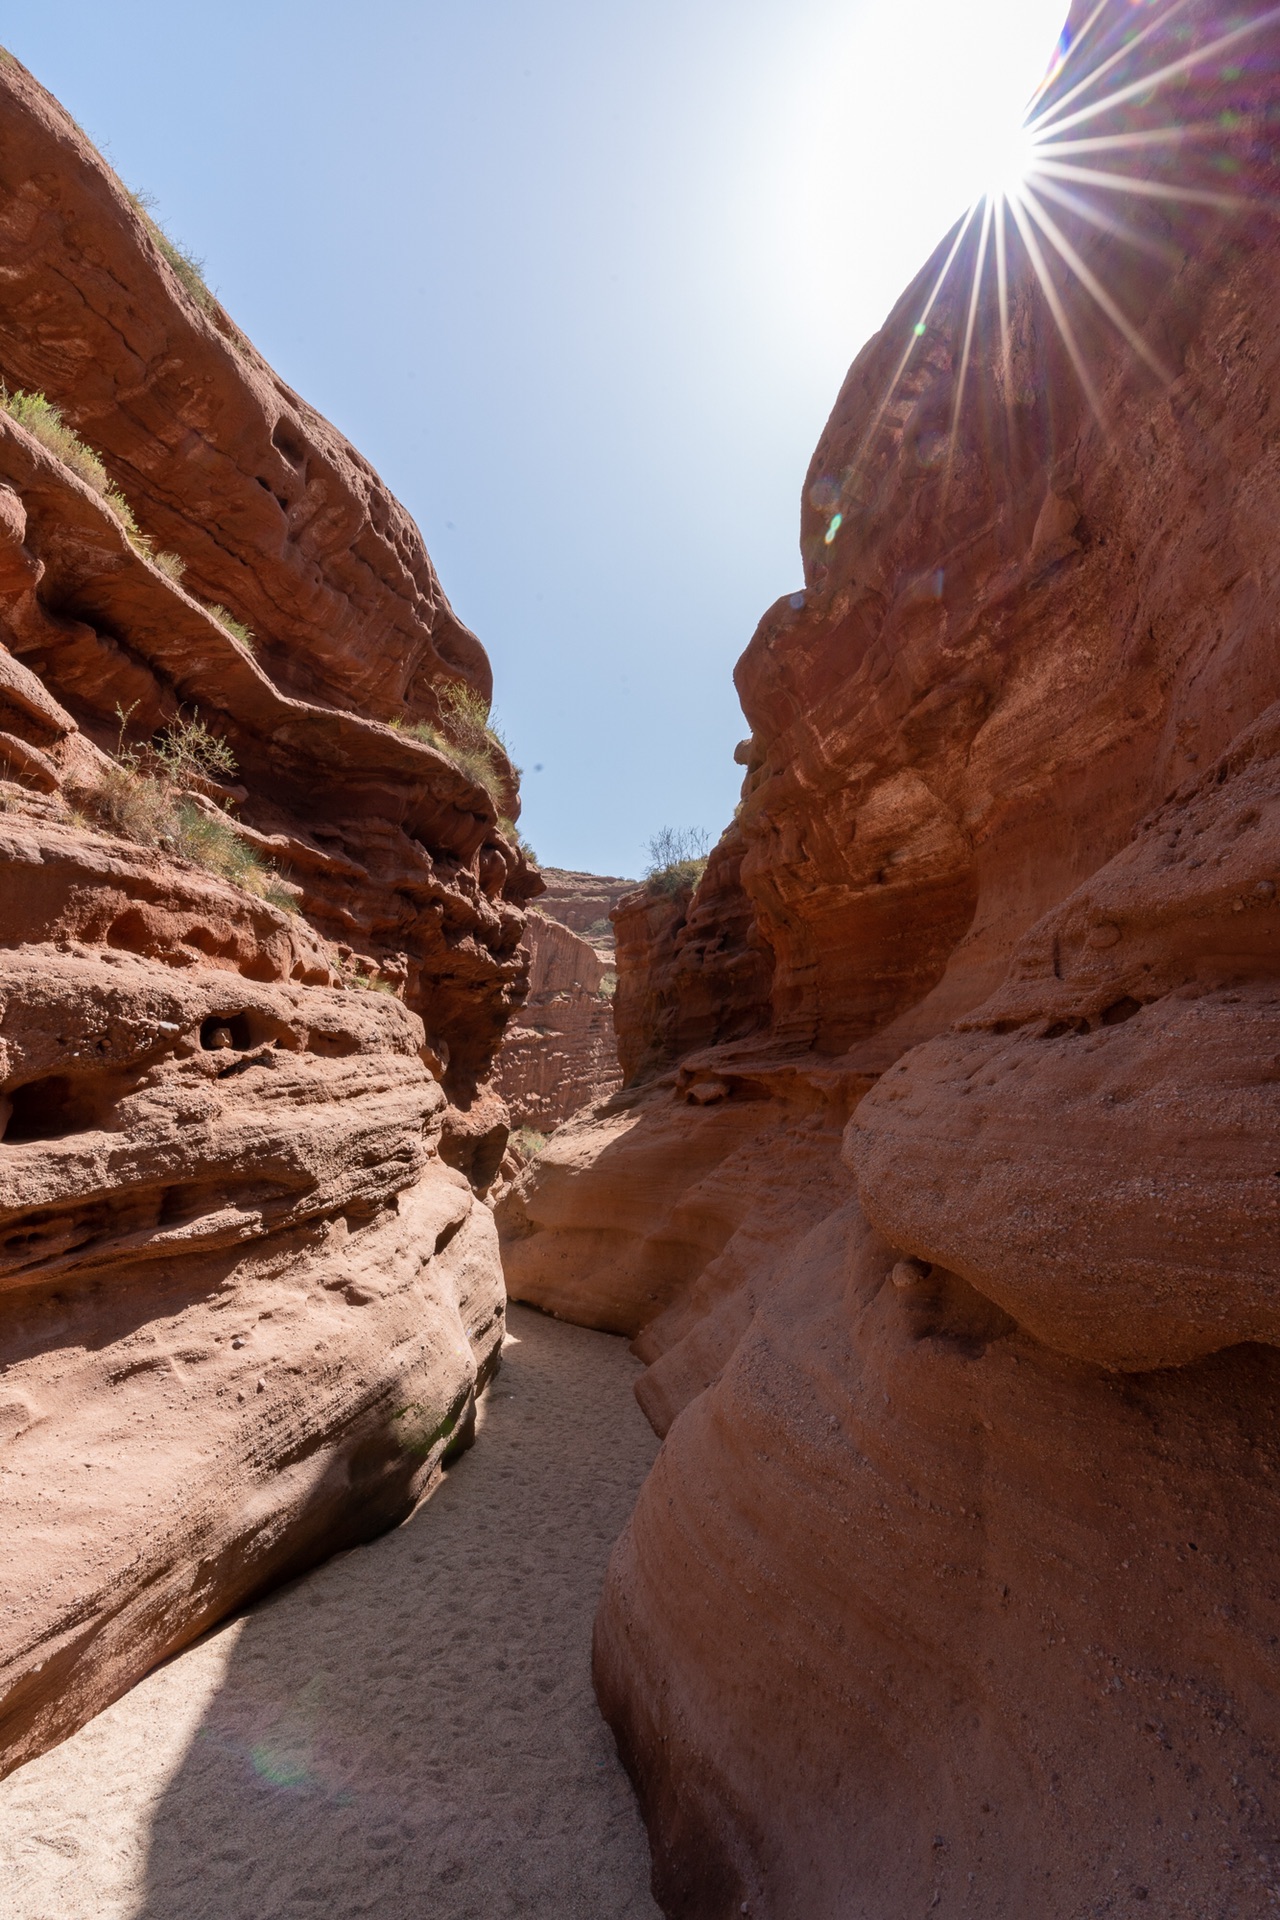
[4,0,1066,876]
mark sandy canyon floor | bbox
[0,1307,661,1920]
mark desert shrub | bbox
[389,686,510,808]
[438,681,498,750]
[151,549,186,584]
[84,709,290,906]
[599,970,618,999]
[0,387,142,534]
[207,604,256,652]
[152,710,239,784]
[82,759,174,845]
[645,825,710,896]
[511,1127,548,1161]
[348,971,400,996]
[497,815,537,863]
[128,190,215,312]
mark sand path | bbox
[0,1306,662,1920]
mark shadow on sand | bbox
[132,1306,661,1920]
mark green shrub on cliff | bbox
[644,825,710,896]
[388,682,512,808]
[0,387,140,530]
[127,189,216,312]
[208,604,257,652]
[84,710,293,908]
[0,387,184,581]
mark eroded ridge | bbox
[0,54,539,1777]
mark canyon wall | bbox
[493,908,621,1133]
[537,867,635,954]
[492,871,635,1135]
[0,56,534,1777]
[501,4,1280,1914]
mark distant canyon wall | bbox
[500,4,1280,1914]
[493,909,620,1134]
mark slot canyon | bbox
[3,3,1280,1916]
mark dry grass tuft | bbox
[127,189,216,312]
[0,386,147,541]
[389,682,512,808]
[644,826,710,897]
[207,604,256,652]
[511,1127,548,1162]
[83,711,292,908]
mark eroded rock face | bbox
[502,4,1280,1913]
[536,868,636,954]
[0,59,491,724]
[493,910,622,1134]
[0,59,524,1777]
[611,826,774,1086]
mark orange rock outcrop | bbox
[501,4,1280,1913]
[0,56,532,1777]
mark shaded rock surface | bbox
[611,826,774,1087]
[0,57,532,1778]
[501,5,1280,1914]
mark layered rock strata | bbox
[0,57,530,1777]
[493,909,622,1134]
[501,5,1280,1914]
[535,867,635,956]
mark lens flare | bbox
[820,0,1280,552]
[980,117,1044,198]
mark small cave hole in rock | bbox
[201,1012,252,1053]
[3,1075,105,1143]
[270,417,308,470]
[1100,997,1144,1027]
[306,1027,361,1058]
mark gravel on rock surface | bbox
[0,1306,661,1920]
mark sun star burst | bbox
[819,0,1280,552]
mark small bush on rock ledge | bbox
[511,1127,548,1162]
[83,711,294,909]
[388,681,512,808]
[645,825,710,896]
[0,386,185,578]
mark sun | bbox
[981,117,1043,202]
[809,0,1280,554]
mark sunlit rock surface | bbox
[502,3,1280,1913]
[0,56,533,1778]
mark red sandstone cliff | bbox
[500,4,1280,1913]
[491,870,635,1135]
[536,867,635,954]
[0,56,531,1777]
[493,909,621,1133]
